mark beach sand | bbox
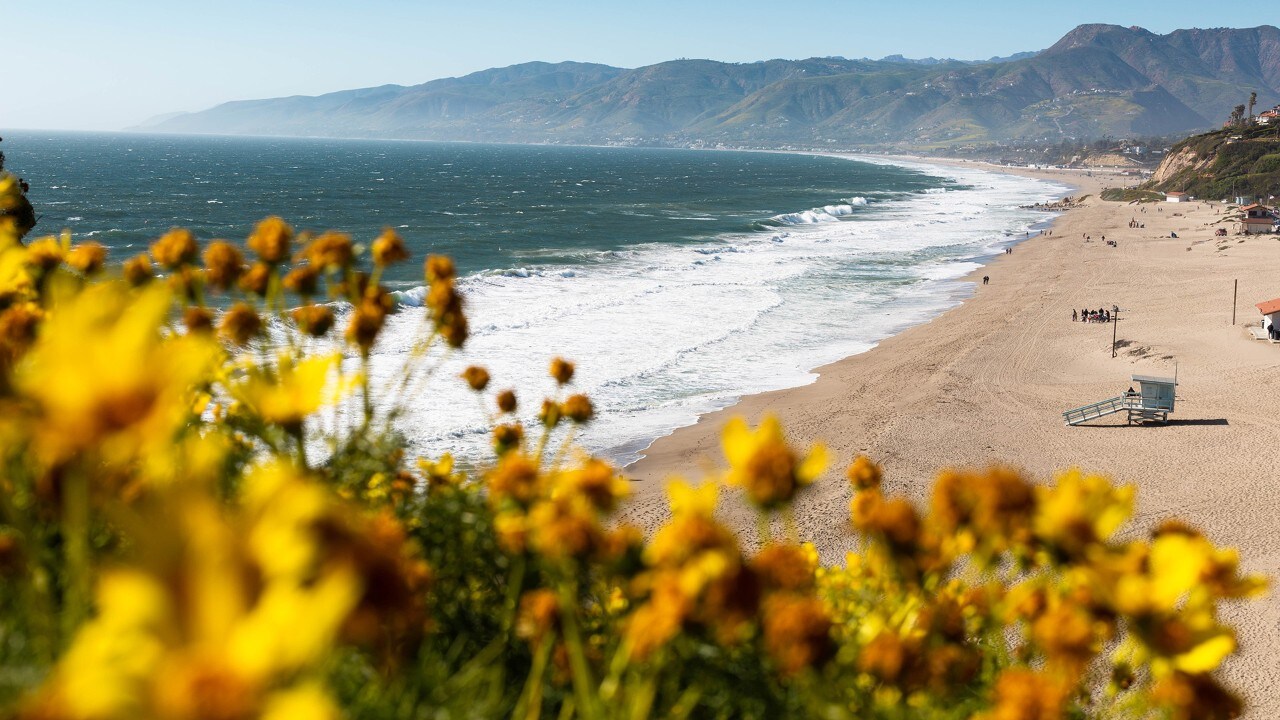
[622,160,1280,714]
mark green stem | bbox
[756,511,773,547]
[360,351,373,427]
[292,426,308,469]
[783,506,798,544]
[513,635,554,720]
[557,582,600,720]
[61,469,91,646]
[501,556,527,638]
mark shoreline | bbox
[621,159,1280,716]
[613,153,1074,467]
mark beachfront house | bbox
[1256,298,1280,340]
[1165,191,1188,203]
[1241,204,1276,234]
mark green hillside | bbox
[1145,122,1280,199]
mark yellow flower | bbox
[150,228,199,268]
[976,669,1067,720]
[122,253,153,286]
[558,394,591,424]
[300,231,354,271]
[15,282,220,467]
[549,356,575,385]
[496,388,518,413]
[1033,469,1133,558]
[528,495,600,561]
[25,234,66,272]
[0,242,35,304]
[460,365,490,391]
[291,304,335,337]
[229,353,341,431]
[486,452,542,507]
[515,589,560,645]
[261,683,342,720]
[554,457,629,512]
[847,454,882,490]
[371,228,410,266]
[722,415,827,508]
[29,570,170,719]
[218,303,263,346]
[752,543,818,593]
[418,453,463,491]
[66,241,107,275]
[666,477,718,517]
[202,239,245,290]
[248,216,294,264]
[761,594,833,676]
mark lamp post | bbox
[1111,305,1122,358]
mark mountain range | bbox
[142,24,1280,149]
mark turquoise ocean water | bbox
[6,132,1068,464]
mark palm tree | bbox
[1248,92,1257,120]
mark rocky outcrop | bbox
[1149,145,1210,185]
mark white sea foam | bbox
[366,159,1070,467]
[770,199,866,225]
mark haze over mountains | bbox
[143,24,1280,149]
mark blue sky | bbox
[2,0,1257,130]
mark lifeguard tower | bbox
[1062,374,1178,426]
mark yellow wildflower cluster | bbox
[18,463,426,720]
[822,458,1266,718]
[0,206,1264,719]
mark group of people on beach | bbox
[1128,219,1145,229]
[1073,308,1112,323]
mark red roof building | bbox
[1257,298,1280,316]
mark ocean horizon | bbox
[6,131,1070,466]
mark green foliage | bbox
[1147,122,1280,198]
[1101,188,1164,202]
[1252,153,1280,175]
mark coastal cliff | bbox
[1146,122,1280,198]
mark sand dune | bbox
[623,161,1280,714]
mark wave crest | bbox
[769,198,866,225]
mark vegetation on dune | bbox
[0,150,1268,720]
[1099,188,1165,203]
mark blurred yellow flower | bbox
[1034,469,1133,558]
[262,683,342,720]
[722,415,827,508]
[229,352,341,432]
[15,282,220,467]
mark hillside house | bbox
[1242,204,1276,234]
[1258,108,1279,125]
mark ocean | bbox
[6,132,1069,465]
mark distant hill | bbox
[1145,120,1280,199]
[142,24,1280,149]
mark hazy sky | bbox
[2,0,1255,131]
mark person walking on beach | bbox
[1072,309,1078,322]
[982,275,989,285]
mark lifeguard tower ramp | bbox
[1063,374,1178,426]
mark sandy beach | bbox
[622,159,1280,714]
